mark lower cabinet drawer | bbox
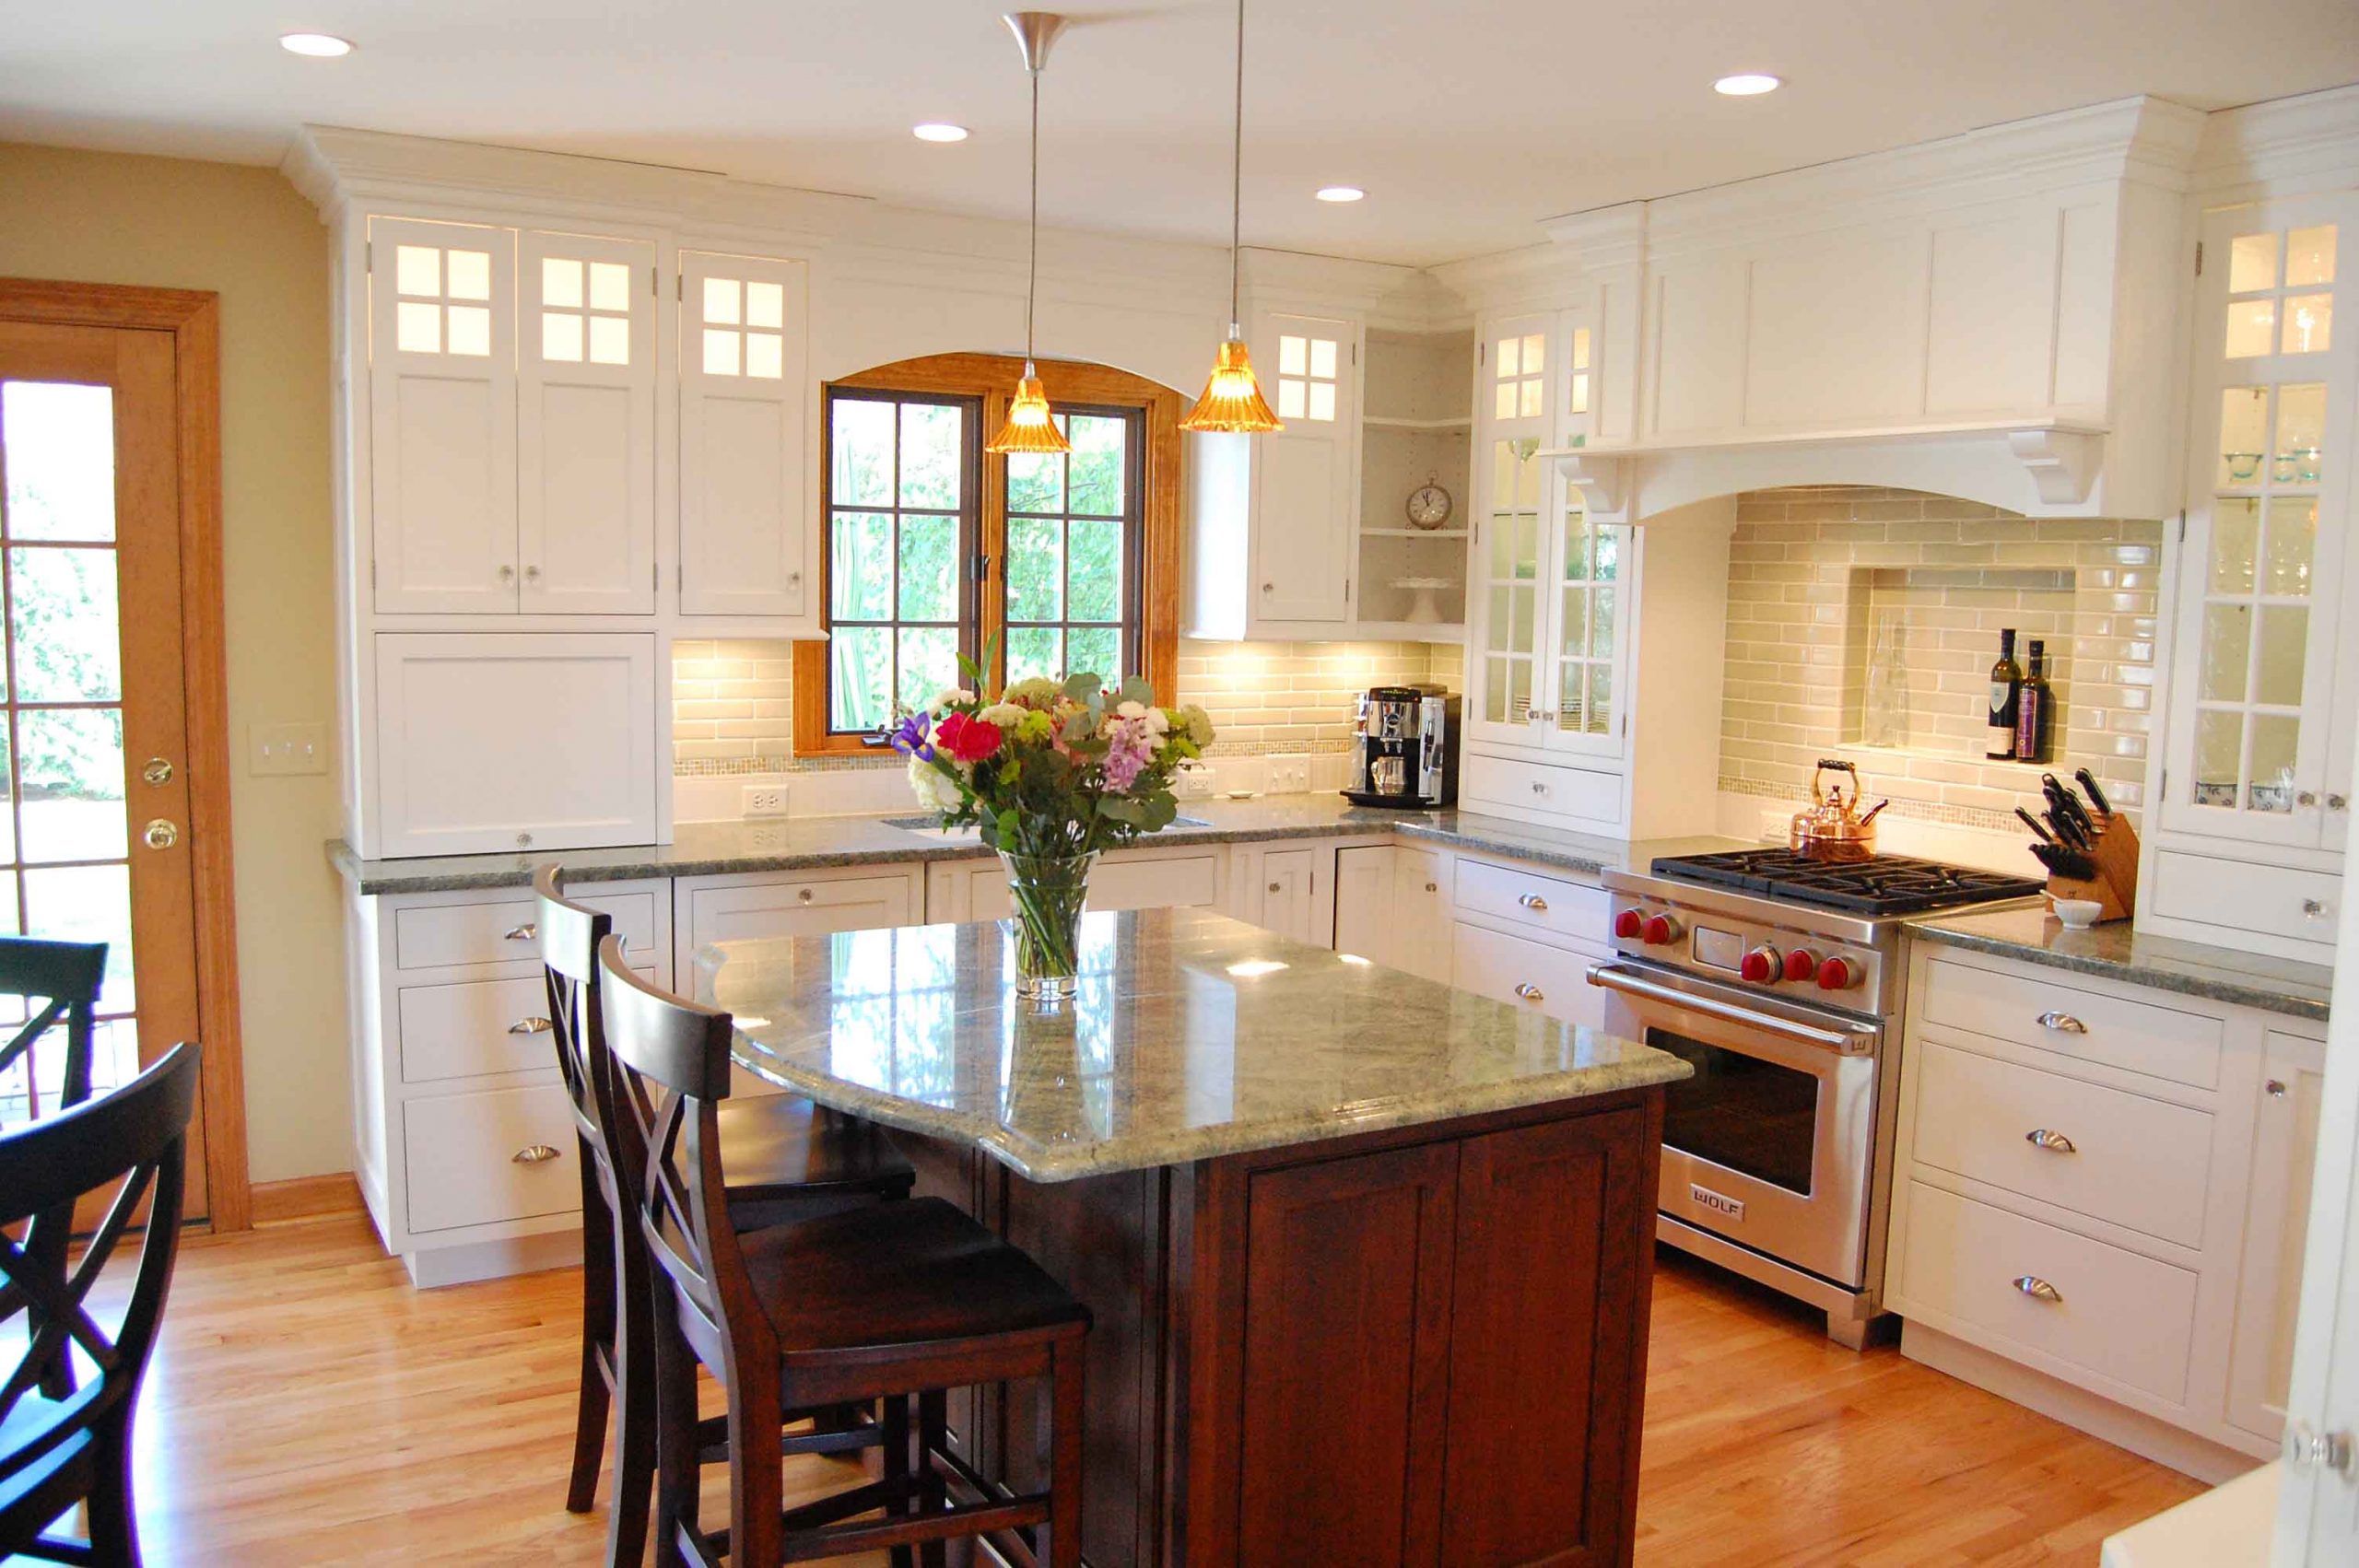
[1897,1182,2198,1404]
[685,874,917,947]
[404,1084,580,1234]
[1461,753,1621,825]
[1451,921,1610,1033]
[394,889,662,975]
[1453,857,1610,946]
[1909,1041,2214,1247]
[398,970,656,1084]
[1919,955,2224,1089]
[2150,848,2341,948]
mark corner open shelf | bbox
[1357,327,1475,638]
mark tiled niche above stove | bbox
[1718,486,2162,836]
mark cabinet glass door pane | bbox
[1478,439,1543,723]
[1556,490,1619,736]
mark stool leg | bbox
[649,1298,700,1568]
[918,1389,948,1568]
[568,1147,616,1515]
[729,1359,786,1568]
[1046,1338,1086,1568]
[884,1394,913,1568]
[606,1190,655,1568]
[88,1398,141,1568]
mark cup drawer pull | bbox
[2012,1275,2063,1304]
[1513,983,1544,1001]
[511,1143,561,1165]
[505,923,538,942]
[2036,1011,2087,1034]
[1518,893,1549,912]
[2025,1128,2076,1153]
[508,1016,554,1036]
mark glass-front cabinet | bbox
[1465,310,1626,758]
[2163,199,2356,852]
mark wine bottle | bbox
[2014,639,2054,764]
[1987,629,2022,760]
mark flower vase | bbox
[1001,850,1097,1001]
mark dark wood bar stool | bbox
[596,935,1090,1568]
[534,868,916,1567]
[0,1043,201,1567]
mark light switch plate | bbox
[1267,756,1312,794]
[252,721,327,777]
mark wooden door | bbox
[0,318,211,1217]
[1236,1142,1459,1567]
[1438,1108,1654,1568]
[1250,310,1356,625]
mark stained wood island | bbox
[705,907,1689,1568]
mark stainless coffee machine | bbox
[1344,685,1460,809]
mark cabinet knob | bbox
[2299,790,2318,807]
[1261,582,1273,593]
[2267,1079,2289,1099]
[1424,882,1438,893]
[2012,1275,2063,1304]
[1519,893,1549,911]
[525,564,541,581]
[2024,1128,2076,1153]
[2331,794,2350,812]
[789,571,803,586]
[2036,1010,2087,1034]
[499,564,515,582]
[505,923,539,942]
[2304,898,2330,919]
[511,1143,561,1165]
[1513,982,1544,1001]
[797,888,814,904]
[1267,882,1281,895]
[508,1016,554,1036]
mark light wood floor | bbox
[99,1213,2202,1566]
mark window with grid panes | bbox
[1003,408,1144,688]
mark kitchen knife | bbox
[2030,842,2097,881]
[2016,806,2056,844]
[2074,767,2114,818]
[2045,806,2090,852]
[2043,775,2097,840]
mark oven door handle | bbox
[1585,964,1879,1055]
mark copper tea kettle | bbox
[1790,759,1889,860]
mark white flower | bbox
[1116,700,1170,735]
[907,753,965,812]
[929,687,975,712]
[978,702,1027,729]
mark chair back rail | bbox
[0,936,110,1121]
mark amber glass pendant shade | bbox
[986,367,1070,454]
[1180,336,1282,433]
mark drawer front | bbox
[1910,1041,2215,1247]
[1461,753,1621,825]
[962,851,1222,922]
[403,1083,580,1234]
[1451,921,1610,1033]
[1897,1182,2198,1404]
[398,971,653,1084]
[688,874,916,947]
[395,890,661,974]
[2150,849,2340,947]
[1453,857,1610,946]
[1919,955,2224,1089]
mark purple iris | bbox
[887,711,933,760]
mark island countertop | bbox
[701,906,1689,1183]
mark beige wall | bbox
[0,142,346,1184]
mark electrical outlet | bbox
[741,783,791,819]
[1174,760,1215,800]
[251,721,327,777]
[1268,757,1311,794]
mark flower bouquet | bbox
[891,666,1215,999]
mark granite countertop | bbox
[326,794,1753,895]
[1910,906,2333,1023]
[702,907,1690,1182]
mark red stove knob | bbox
[1783,948,1819,983]
[1642,913,1681,946]
[1817,956,1858,991]
[1614,908,1645,940]
[1740,946,1781,984]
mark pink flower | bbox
[1099,718,1156,793]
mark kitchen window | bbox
[794,356,1180,755]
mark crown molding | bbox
[2191,81,2359,199]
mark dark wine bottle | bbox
[1987,629,2022,761]
[2014,639,2054,764]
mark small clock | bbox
[1405,478,1453,531]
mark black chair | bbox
[598,937,1089,1568]
[0,1042,201,1567]
[534,867,916,1567]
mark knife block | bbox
[2047,813,2140,923]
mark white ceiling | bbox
[6,2,2358,267]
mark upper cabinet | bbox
[1252,309,1359,623]
[678,252,813,618]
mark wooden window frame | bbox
[794,354,1181,757]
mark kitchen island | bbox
[706,907,1689,1568]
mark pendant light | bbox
[987,12,1072,455]
[1180,0,1281,434]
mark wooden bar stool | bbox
[535,868,916,1568]
[596,935,1090,1568]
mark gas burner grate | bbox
[1649,848,2044,916]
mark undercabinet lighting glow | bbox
[279,31,355,57]
[1226,959,1289,979]
[1713,73,1781,96]
[912,123,970,143]
[1337,953,1373,966]
[1315,185,1365,203]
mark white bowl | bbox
[2050,897,2104,930]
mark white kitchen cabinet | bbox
[1450,920,1612,1034]
[2224,1029,2329,1443]
[369,216,520,614]
[678,252,815,621]
[1331,844,1452,983]
[2147,196,2358,962]
[1223,840,1336,947]
[673,866,922,976]
[924,844,1223,923]
[371,634,661,857]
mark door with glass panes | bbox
[2163,200,2354,849]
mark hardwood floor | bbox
[97,1215,2203,1566]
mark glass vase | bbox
[1000,850,1097,1001]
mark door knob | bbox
[2286,1421,2356,1480]
[142,756,174,786]
[142,819,180,850]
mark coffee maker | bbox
[1344,685,1460,809]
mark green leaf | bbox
[1117,675,1155,708]
[1098,797,1147,825]
[1062,673,1099,702]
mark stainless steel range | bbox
[1588,848,2043,1346]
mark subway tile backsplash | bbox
[1719,486,2160,831]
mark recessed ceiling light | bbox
[1315,185,1366,204]
[912,123,969,143]
[1713,73,1781,96]
[279,32,355,57]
